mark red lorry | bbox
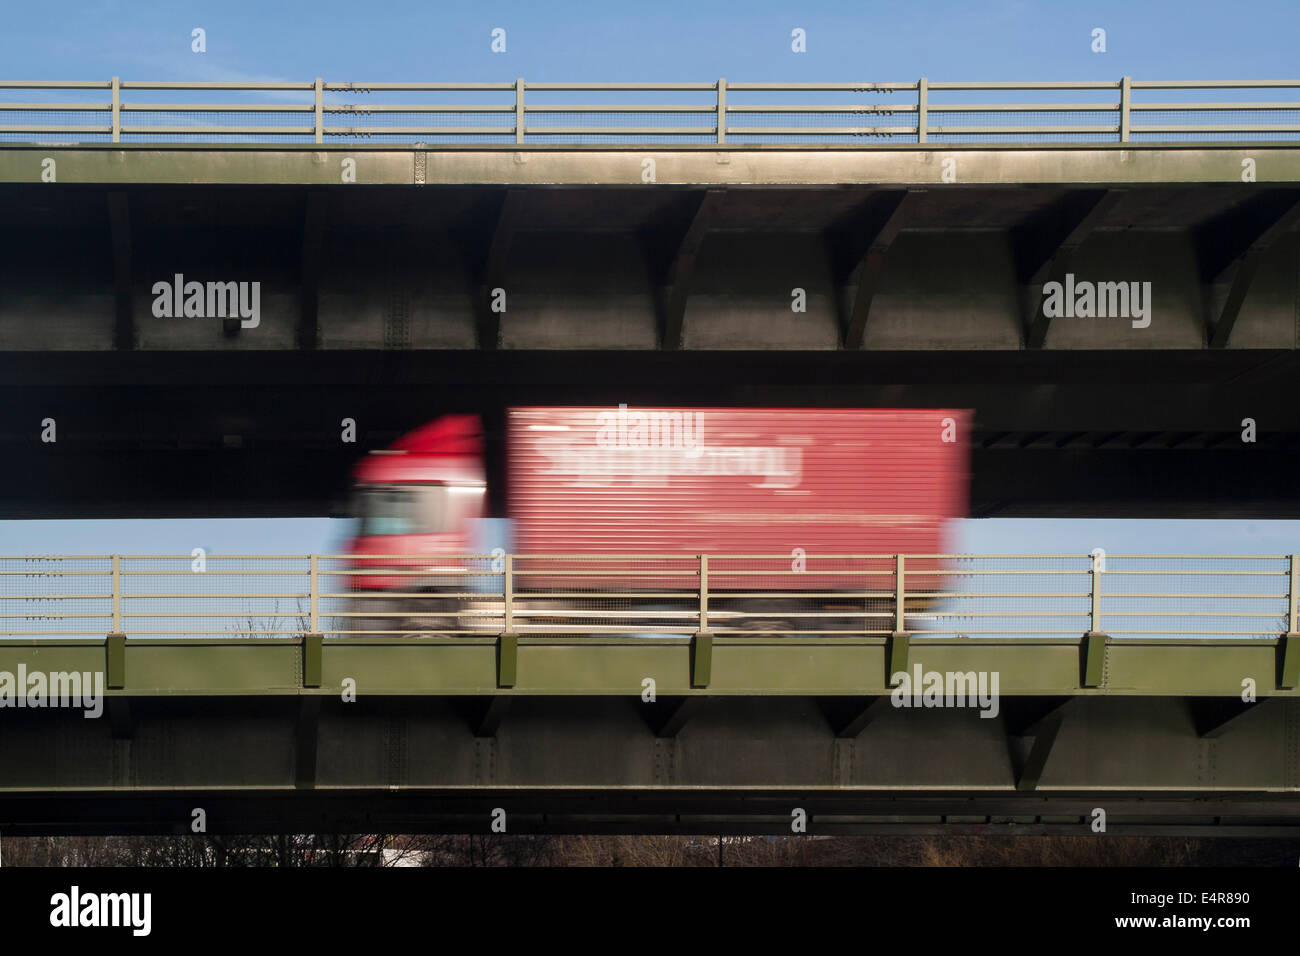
[345,406,970,634]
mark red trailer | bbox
[345,406,970,633]
[509,405,967,564]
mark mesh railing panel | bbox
[0,554,1293,640]
[1100,555,1290,639]
[0,556,112,637]
[920,555,1091,639]
[2,80,1298,146]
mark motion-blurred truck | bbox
[345,406,970,635]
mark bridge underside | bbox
[3,349,1299,518]
[3,176,1299,356]
[3,694,1300,835]
[3,155,1300,519]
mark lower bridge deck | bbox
[1,552,1298,833]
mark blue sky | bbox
[2,0,1298,84]
[1,0,1298,557]
[0,517,1298,558]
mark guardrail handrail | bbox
[0,553,1294,641]
[0,78,1298,146]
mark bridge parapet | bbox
[2,77,1299,147]
[0,551,1293,639]
[0,552,1295,696]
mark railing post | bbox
[1081,551,1107,688]
[692,555,712,688]
[1090,550,1102,633]
[698,554,709,630]
[111,76,121,143]
[308,554,320,633]
[1289,554,1298,634]
[716,78,726,144]
[917,77,928,144]
[503,553,514,632]
[314,77,324,144]
[1119,76,1131,143]
[498,553,517,688]
[1279,554,1300,689]
[894,554,906,632]
[111,554,122,633]
[515,77,525,145]
[886,554,909,685]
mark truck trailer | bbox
[344,406,970,635]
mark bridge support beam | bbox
[1191,697,1273,738]
[1197,190,1300,348]
[690,632,712,688]
[302,633,322,688]
[107,698,133,740]
[821,696,892,738]
[497,633,518,688]
[830,190,915,349]
[467,696,511,738]
[105,633,126,689]
[887,632,909,685]
[476,189,526,350]
[1007,698,1073,792]
[297,191,326,349]
[1014,189,1126,349]
[294,696,321,790]
[657,189,725,350]
[1278,632,1300,689]
[2,695,1300,834]
[1081,631,1107,688]
[107,191,133,350]
[645,696,702,738]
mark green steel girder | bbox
[1,695,1299,797]
[0,635,1295,697]
[2,144,1300,187]
[5,790,1300,837]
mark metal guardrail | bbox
[0,553,1294,640]
[0,79,1298,145]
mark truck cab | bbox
[347,415,488,592]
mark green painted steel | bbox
[888,632,910,684]
[497,633,517,688]
[0,635,1295,697]
[1082,632,1107,687]
[105,632,125,688]
[1280,633,1300,688]
[302,633,322,688]
[2,553,1295,699]
[1,694,1298,803]
[691,632,712,688]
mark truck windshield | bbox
[356,485,447,537]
